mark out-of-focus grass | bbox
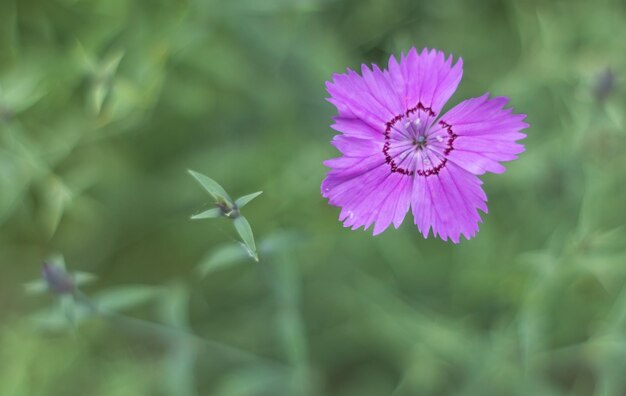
[1,0,626,395]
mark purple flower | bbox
[42,262,75,294]
[321,48,529,242]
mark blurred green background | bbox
[1,0,626,395]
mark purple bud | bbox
[42,262,75,294]
[593,68,617,102]
[217,201,240,219]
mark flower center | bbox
[382,102,458,177]
[413,135,427,149]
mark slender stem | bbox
[73,290,286,368]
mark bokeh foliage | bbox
[1,0,626,395]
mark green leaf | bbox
[28,304,91,332]
[100,50,125,78]
[190,207,221,220]
[73,271,97,287]
[188,169,232,202]
[39,175,73,237]
[233,216,258,261]
[235,191,262,208]
[23,280,48,295]
[90,82,108,115]
[29,307,70,331]
[86,49,124,115]
[0,69,45,115]
[196,243,250,277]
[94,285,162,313]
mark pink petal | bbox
[411,163,487,243]
[330,117,381,140]
[322,160,412,235]
[331,135,382,157]
[326,65,405,132]
[388,48,463,120]
[434,93,528,175]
